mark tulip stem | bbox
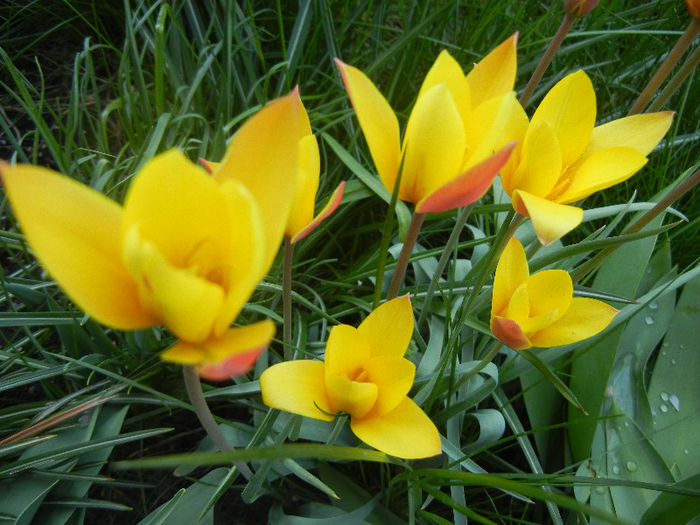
[417,204,474,328]
[520,12,576,107]
[326,415,347,445]
[387,212,426,300]
[571,167,700,283]
[647,41,700,113]
[182,365,253,480]
[628,18,700,115]
[283,236,295,361]
[461,340,503,386]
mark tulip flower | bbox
[564,0,599,17]
[687,0,700,18]
[335,35,521,214]
[260,295,441,459]
[201,97,344,244]
[490,238,617,350]
[501,70,673,245]
[1,91,304,380]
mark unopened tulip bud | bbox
[564,0,600,17]
[686,0,700,18]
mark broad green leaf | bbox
[640,473,700,525]
[268,495,379,524]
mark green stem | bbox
[647,42,700,113]
[387,212,426,299]
[519,12,576,107]
[628,18,700,115]
[283,236,294,361]
[417,204,474,328]
[571,167,700,283]
[182,365,253,479]
[326,415,348,445]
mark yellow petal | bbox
[531,70,595,168]
[122,226,225,343]
[335,59,401,195]
[529,298,617,348]
[260,360,334,421]
[503,119,562,197]
[491,238,529,318]
[401,83,466,202]
[416,50,471,133]
[290,181,345,243]
[214,90,302,270]
[416,142,515,214]
[505,282,531,325]
[526,270,572,320]
[324,324,371,378]
[161,320,274,381]
[0,161,155,329]
[553,147,648,204]
[490,317,532,350]
[585,111,673,156]
[350,397,441,459]
[357,295,414,359]
[513,190,583,246]
[466,33,518,108]
[325,373,378,419]
[363,355,415,416]
[286,133,321,239]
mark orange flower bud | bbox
[564,0,600,17]
[686,0,700,18]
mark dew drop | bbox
[649,301,659,310]
[644,316,654,325]
[669,394,680,411]
[612,465,620,475]
[660,392,669,401]
[671,359,677,365]
[624,421,630,427]
[626,461,638,472]
[680,344,685,349]
[684,449,689,455]
[595,486,606,494]
[660,404,669,413]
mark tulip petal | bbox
[286,134,321,239]
[350,397,441,459]
[290,181,345,243]
[0,162,155,329]
[260,360,334,421]
[363,355,415,416]
[585,112,673,156]
[492,237,530,317]
[531,70,595,168]
[214,90,302,270]
[552,147,648,205]
[402,83,466,203]
[356,295,413,359]
[526,270,572,320]
[491,317,532,350]
[416,142,515,214]
[416,50,471,131]
[513,190,583,246]
[502,119,562,198]
[335,59,401,194]
[529,298,617,348]
[325,324,372,378]
[466,33,518,108]
[325,373,378,419]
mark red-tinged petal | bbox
[0,161,155,330]
[529,298,618,348]
[531,70,595,168]
[197,349,264,381]
[585,112,673,157]
[260,360,334,421]
[466,33,518,108]
[490,317,532,350]
[491,238,530,318]
[357,295,414,359]
[350,397,441,459]
[290,181,346,243]
[416,142,515,214]
[199,158,219,174]
[335,59,401,195]
[513,190,583,246]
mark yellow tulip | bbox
[490,238,617,350]
[1,91,304,380]
[260,295,441,459]
[501,70,673,245]
[335,35,521,213]
[201,92,344,244]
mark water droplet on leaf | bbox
[660,392,669,401]
[626,461,638,472]
[649,301,658,310]
[644,316,654,325]
[669,394,680,411]
[660,404,669,413]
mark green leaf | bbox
[640,473,700,525]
